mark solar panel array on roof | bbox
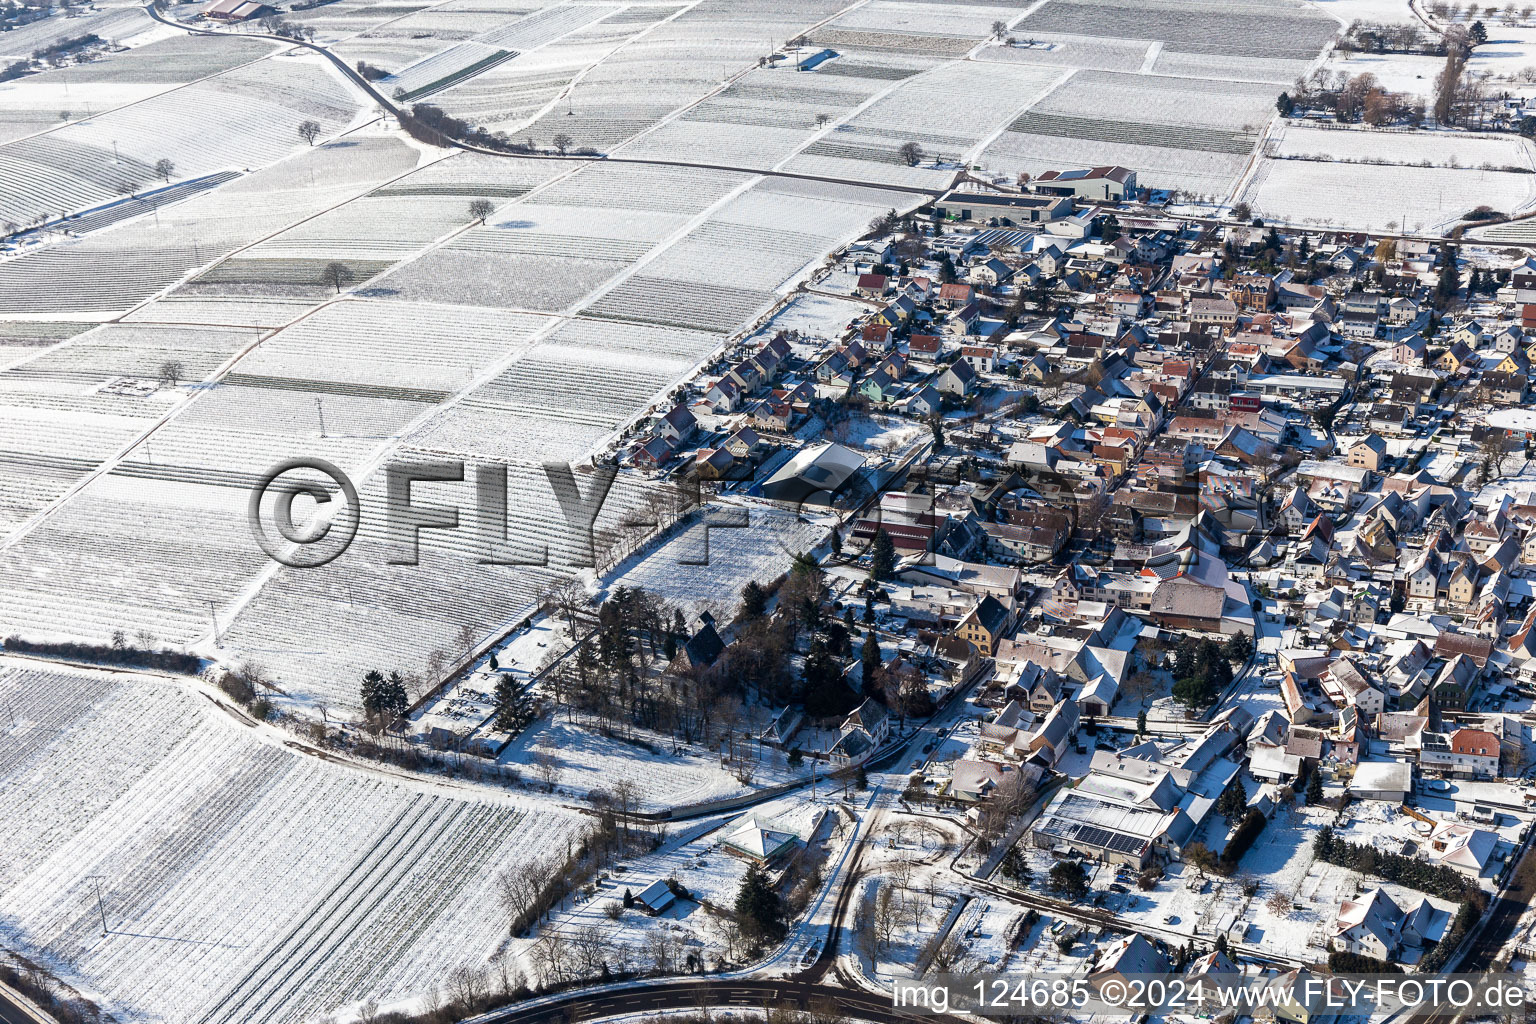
[1038,815,1150,856]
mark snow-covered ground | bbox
[0,659,585,1024]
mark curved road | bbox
[473,979,958,1024]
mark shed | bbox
[1349,760,1412,802]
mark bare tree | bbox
[159,359,185,388]
[447,964,485,1013]
[815,112,831,128]
[991,19,1008,39]
[469,198,494,223]
[1266,891,1294,917]
[320,261,354,294]
[297,119,321,146]
[530,747,561,790]
[874,882,897,952]
[154,157,174,181]
[552,132,573,155]
[897,140,924,166]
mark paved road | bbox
[473,978,955,1024]
[0,982,50,1024]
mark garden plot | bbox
[0,321,87,370]
[616,118,817,169]
[0,136,425,318]
[0,404,150,537]
[424,9,676,129]
[0,475,279,646]
[0,182,371,318]
[975,35,1158,74]
[1243,155,1536,232]
[513,0,854,153]
[605,500,829,622]
[383,41,521,100]
[192,194,475,297]
[531,160,748,214]
[0,663,584,1024]
[383,248,626,311]
[405,330,717,462]
[3,322,251,388]
[121,295,324,328]
[368,150,570,199]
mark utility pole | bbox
[87,876,108,935]
[315,397,327,438]
[208,600,220,646]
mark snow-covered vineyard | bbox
[0,663,584,1024]
[0,0,1403,1017]
[0,0,1357,710]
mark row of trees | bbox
[1312,826,1481,900]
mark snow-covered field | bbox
[971,0,1338,197]
[1238,121,1536,231]
[1243,152,1536,232]
[0,661,583,1024]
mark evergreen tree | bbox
[1470,18,1487,43]
[1216,777,1249,824]
[740,580,769,619]
[1276,91,1294,117]
[1136,709,1147,736]
[861,630,883,693]
[1435,245,1460,309]
[870,527,897,580]
[734,863,786,941]
[930,416,945,450]
[494,673,527,732]
[1306,769,1324,804]
[1048,860,1089,899]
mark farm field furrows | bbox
[979,68,1278,194]
[0,6,155,60]
[0,51,364,227]
[0,663,583,1024]
[779,60,1064,188]
[212,463,670,708]
[1017,0,1339,61]
[0,135,429,318]
[608,499,830,620]
[513,0,854,154]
